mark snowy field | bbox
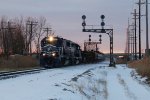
[0,61,150,100]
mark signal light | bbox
[101,15,105,19]
[89,39,91,42]
[101,22,105,26]
[82,15,86,20]
[82,22,86,26]
[89,35,91,42]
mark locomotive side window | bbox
[78,46,80,50]
[71,43,74,47]
[66,41,70,47]
[56,38,63,47]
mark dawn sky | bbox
[0,0,149,53]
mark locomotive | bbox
[40,36,82,68]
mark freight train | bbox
[40,36,105,68]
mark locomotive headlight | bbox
[42,53,46,56]
[48,36,54,42]
[52,52,56,56]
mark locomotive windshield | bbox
[42,45,59,52]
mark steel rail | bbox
[0,67,47,80]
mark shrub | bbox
[128,57,150,78]
[0,55,39,71]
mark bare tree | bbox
[0,16,26,58]
[0,16,9,58]
[0,19,2,53]
[0,16,50,58]
[11,17,25,54]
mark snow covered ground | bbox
[0,61,150,100]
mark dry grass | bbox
[128,57,150,78]
[116,59,127,64]
[0,55,39,71]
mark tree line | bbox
[0,16,52,59]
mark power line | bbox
[43,27,52,37]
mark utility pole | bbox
[136,0,146,58]
[131,9,138,59]
[138,0,142,59]
[7,22,15,54]
[26,21,38,54]
[145,0,150,56]
[127,19,130,60]
[146,0,149,49]
[130,31,135,60]
[1,22,8,59]
[129,24,135,60]
[1,21,15,59]
[128,23,134,60]
[134,9,137,59]
[1,21,6,54]
[43,27,52,37]
[130,34,133,58]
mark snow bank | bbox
[0,62,150,100]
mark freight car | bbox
[82,51,105,63]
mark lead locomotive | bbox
[40,36,82,68]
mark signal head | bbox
[101,22,105,26]
[101,15,105,19]
[82,15,86,20]
[82,22,86,26]
[89,39,91,42]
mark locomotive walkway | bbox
[0,61,150,100]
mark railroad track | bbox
[0,67,47,80]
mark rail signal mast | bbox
[82,15,115,67]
